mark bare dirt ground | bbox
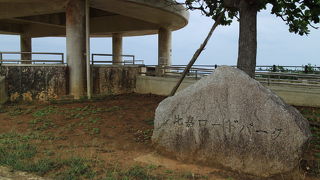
[0,93,319,180]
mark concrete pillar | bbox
[20,34,32,64]
[158,27,172,66]
[112,33,123,65]
[66,0,86,99]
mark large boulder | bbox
[152,66,311,177]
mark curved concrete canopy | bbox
[0,0,189,37]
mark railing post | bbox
[195,70,198,79]
[304,65,309,74]
[0,53,2,65]
[133,55,135,65]
[61,53,64,64]
[92,54,95,65]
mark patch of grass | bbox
[146,164,159,170]
[0,132,96,178]
[64,105,103,120]
[91,128,100,135]
[164,169,173,174]
[55,158,96,180]
[33,106,57,117]
[125,165,154,179]
[44,150,55,156]
[0,132,56,175]
[89,117,101,124]
[29,118,55,131]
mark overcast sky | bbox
[0,7,319,66]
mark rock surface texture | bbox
[152,66,311,177]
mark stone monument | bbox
[152,66,311,177]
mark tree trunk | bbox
[237,0,258,78]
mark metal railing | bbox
[91,53,144,65]
[142,65,320,88]
[256,65,320,73]
[0,52,64,64]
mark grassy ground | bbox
[296,106,320,177]
[0,94,319,180]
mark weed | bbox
[146,164,159,170]
[56,158,96,179]
[124,165,156,180]
[89,117,101,124]
[91,128,100,135]
[105,106,121,112]
[134,129,153,143]
[44,150,55,156]
[33,106,57,117]
[165,169,173,174]
[9,107,25,116]
[145,117,154,126]
[29,118,55,131]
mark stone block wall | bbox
[0,65,143,102]
[0,65,68,102]
[0,76,7,104]
[92,65,142,95]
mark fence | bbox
[0,52,64,64]
[0,52,146,65]
[142,65,320,88]
[91,54,144,65]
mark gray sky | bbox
[0,8,319,66]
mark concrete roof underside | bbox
[0,0,189,38]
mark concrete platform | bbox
[0,0,189,37]
[135,76,320,107]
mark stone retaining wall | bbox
[0,76,7,104]
[0,65,143,102]
[92,65,142,95]
[0,65,68,102]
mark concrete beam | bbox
[20,34,32,64]
[15,13,66,28]
[158,27,172,66]
[0,1,65,19]
[18,15,159,38]
[24,23,65,37]
[92,0,189,30]
[66,0,86,99]
[0,0,58,2]
[112,33,123,65]
[0,21,23,34]
[90,15,159,35]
